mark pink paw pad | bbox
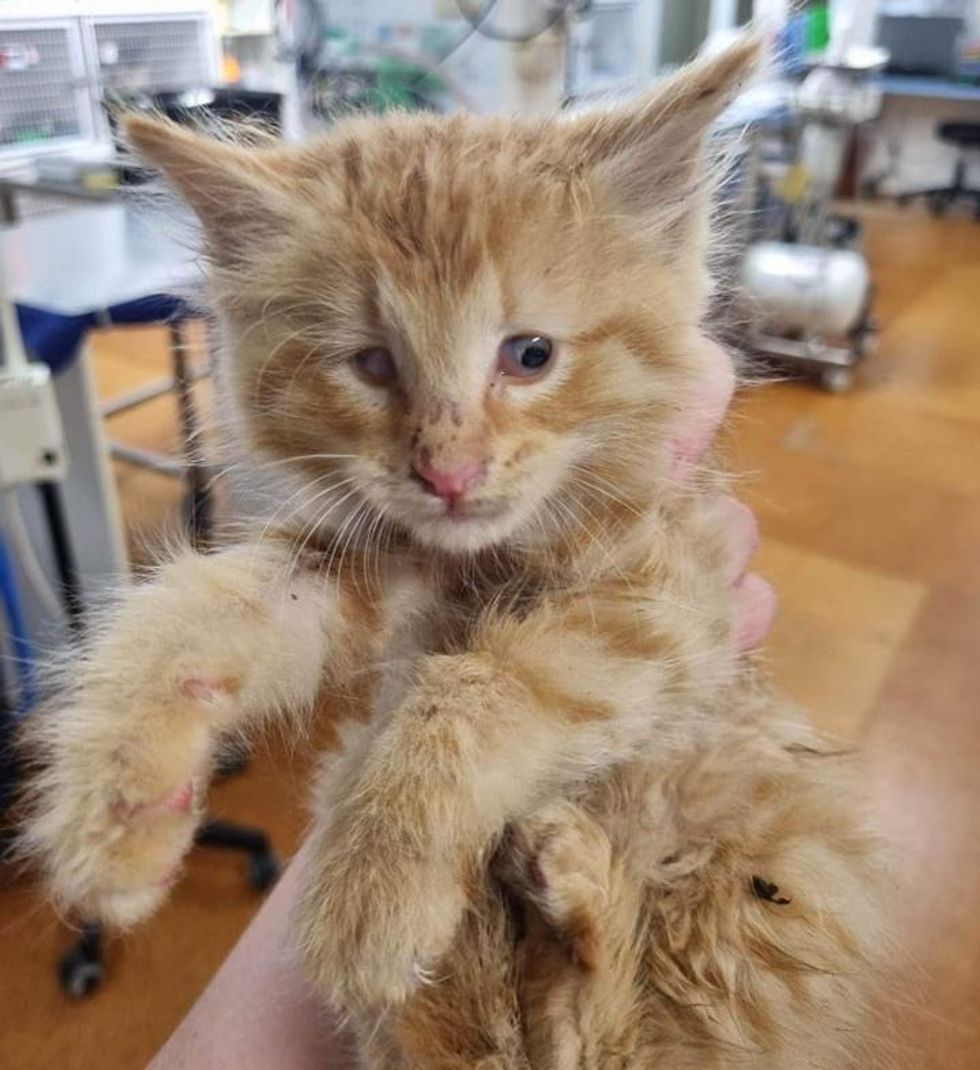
[160,781,196,814]
[180,676,239,704]
[112,780,197,822]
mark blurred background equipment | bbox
[878,8,964,76]
[736,35,886,390]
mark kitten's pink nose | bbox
[412,456,486,505]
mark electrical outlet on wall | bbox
[0,364,67,489]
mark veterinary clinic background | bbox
[1,2,977,1067]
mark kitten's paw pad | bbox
[179,675,240,705]
[498,803,611,967]
[110,779,198,821]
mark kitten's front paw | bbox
[297,839,466,1011]
[52,779,203,928]
[23,675,238,928]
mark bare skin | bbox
[148,841,353,1070]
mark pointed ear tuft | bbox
[567,33,763,241]
[122,114,296,255]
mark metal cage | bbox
[0,18,96,158]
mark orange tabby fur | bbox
[21,37,883,1067]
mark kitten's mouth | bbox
[410,493,513,536]
[400,490,529,552]
[443,498,508,523]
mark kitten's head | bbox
[126,37,757,556]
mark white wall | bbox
[864,95,980,193]
[830,0,879,46]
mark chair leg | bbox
[59,922,104,999]
[37,481,85,633]
[168,320,212,549]
[195,818,282,892]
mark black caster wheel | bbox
[248,851,281,892]
[59,947,104,999]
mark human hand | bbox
[670,341,776,654]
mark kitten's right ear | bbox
[564,34,762,242]
[122,115,295,254]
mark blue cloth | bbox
[16,292,192,374]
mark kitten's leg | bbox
[21,542,336,928]
[296,563,738,1011]
[500,801,647,1070]
[357,885,532,1070]
[496,800,613,972]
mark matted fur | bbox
[20,36,884,1067]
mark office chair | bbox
[899,121,980,219]
[0,170,282,998]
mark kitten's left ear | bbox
[122,114,298,259]
[567,33,762,237]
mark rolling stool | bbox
[899,121,980,219]
[10,309,280,999]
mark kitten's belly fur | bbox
[324,568,882,1070]
[358,681,883,1070]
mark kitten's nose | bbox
[412,456,486,505]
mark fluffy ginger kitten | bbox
[23,36,883,1069]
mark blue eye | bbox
[498,335,554,379]
[352,346,397,386]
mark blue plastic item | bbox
[0,530,38,714]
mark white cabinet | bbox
[0,3,217,162]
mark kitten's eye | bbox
[352,346,397,387]
[497,335,554,379]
